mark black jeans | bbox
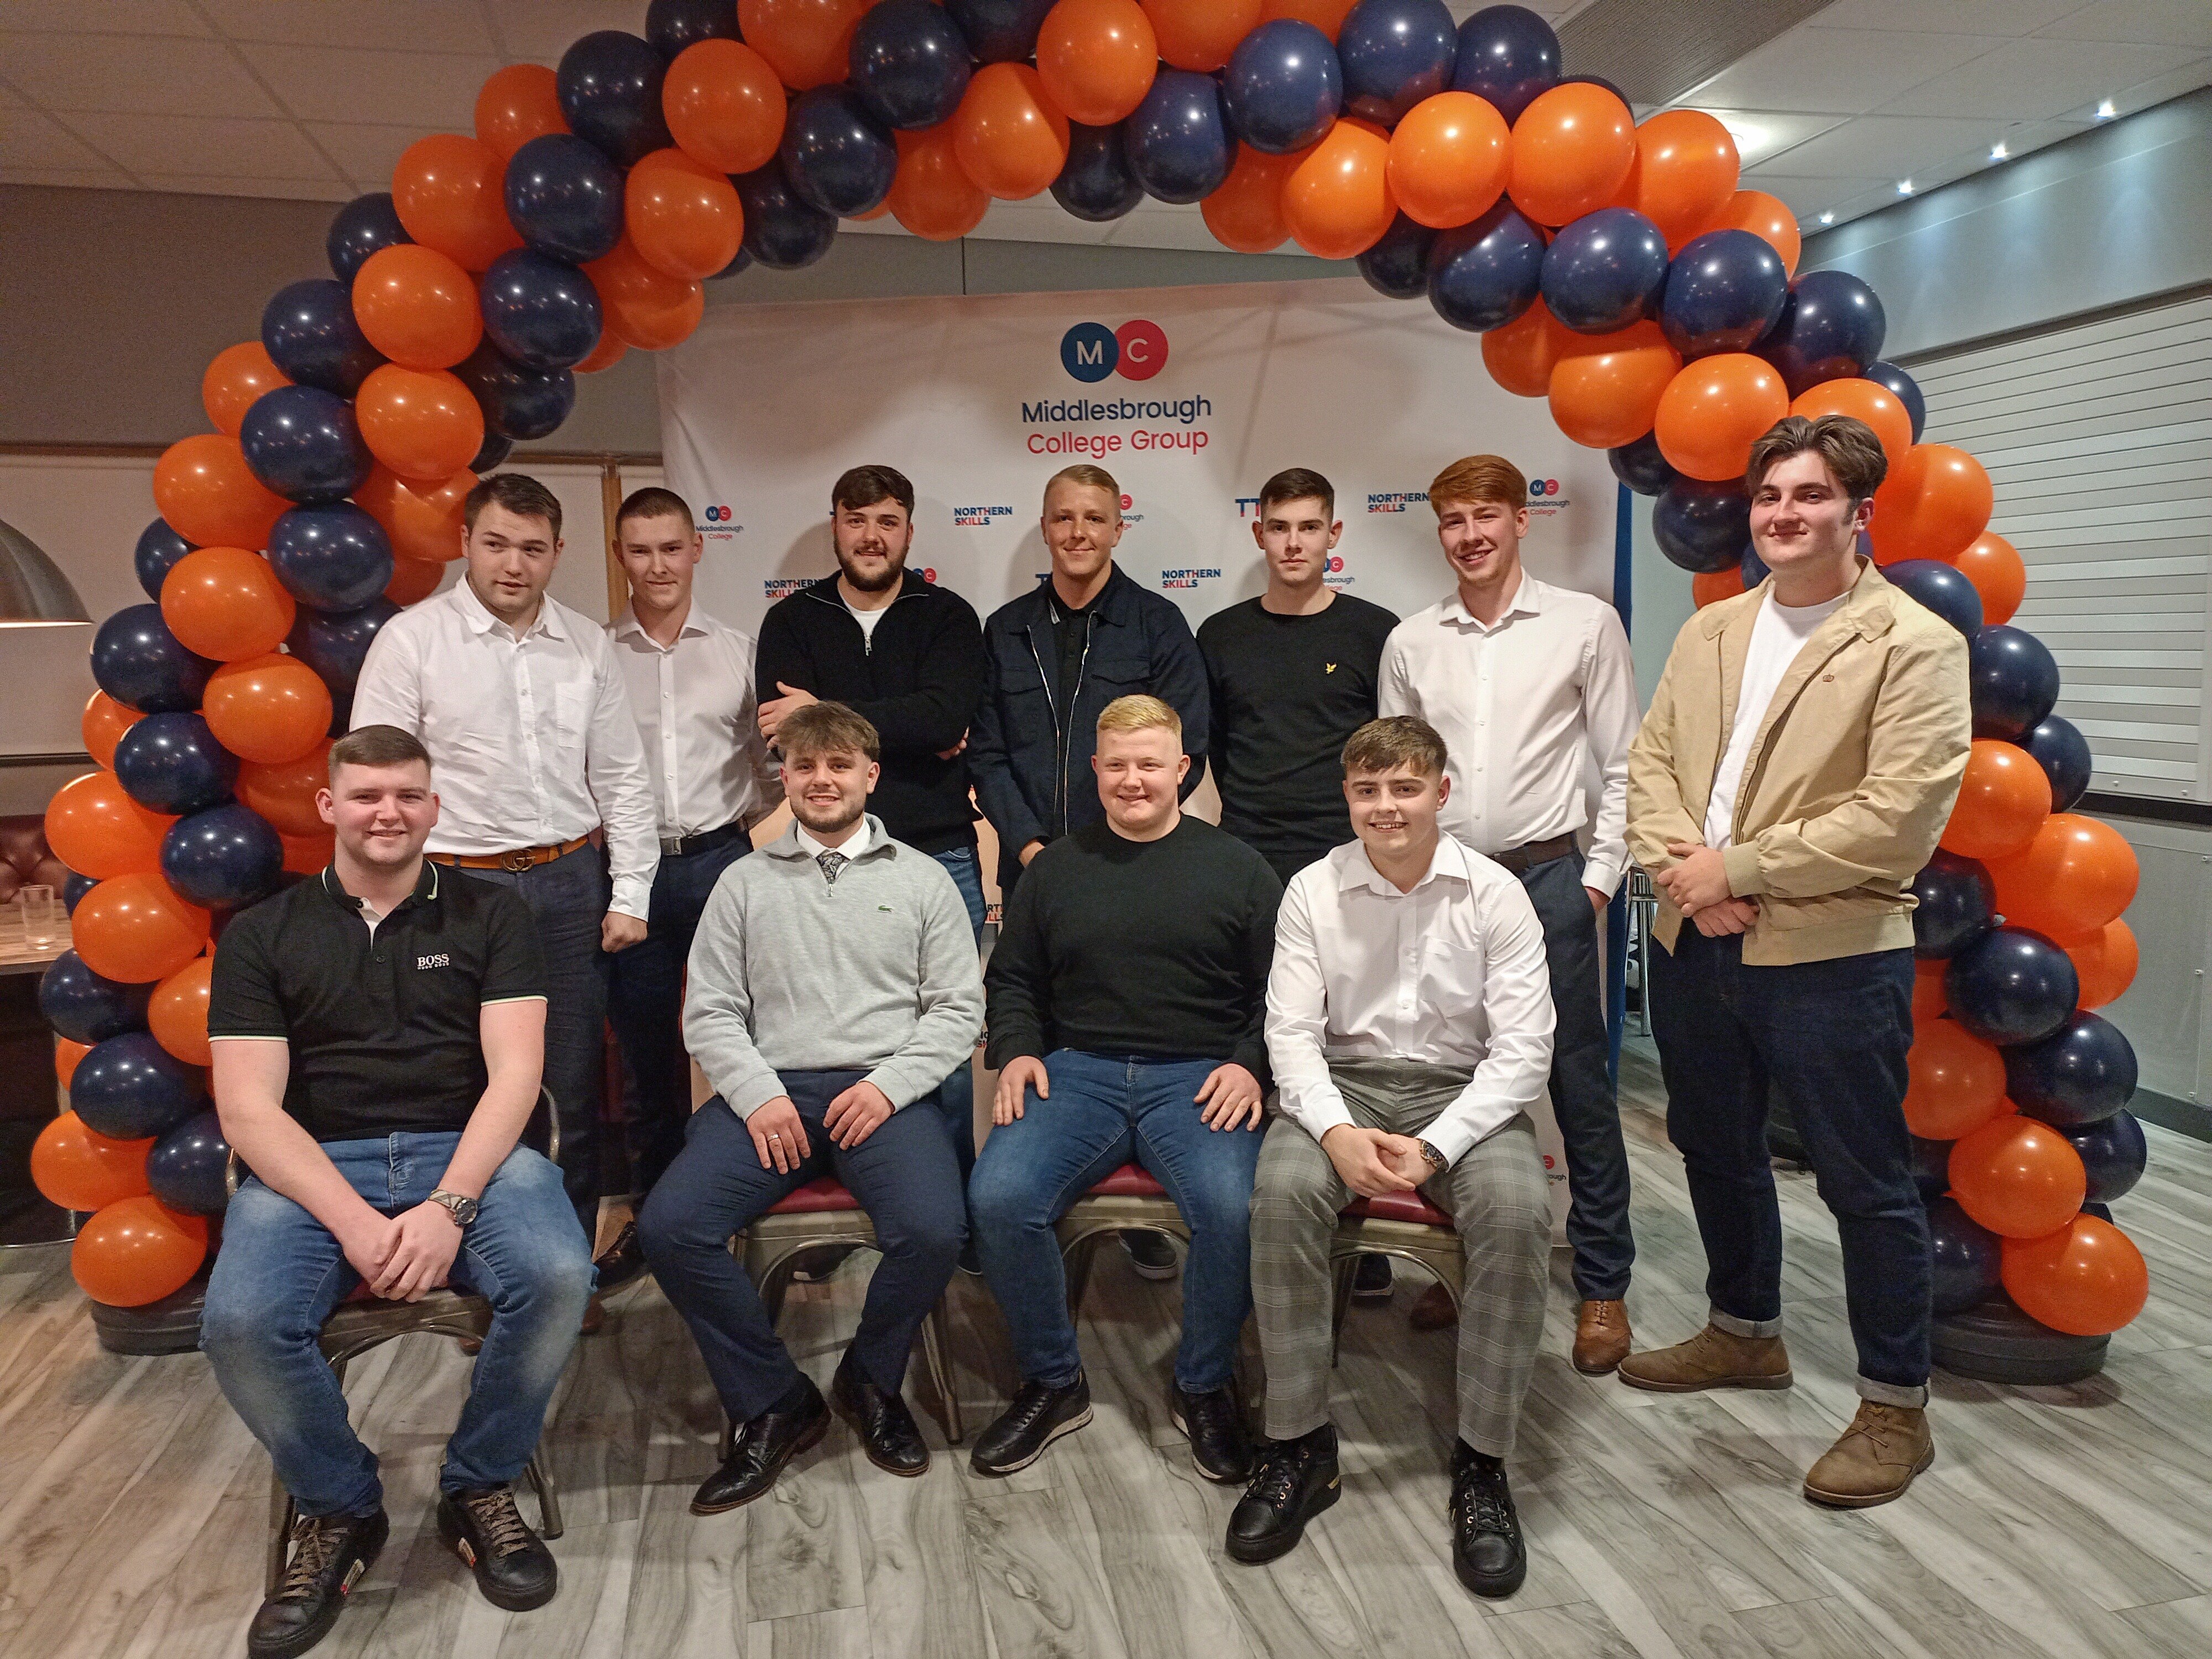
[1648,928,1930,1404]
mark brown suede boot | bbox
[1802,1402,1933,1508]
[1616,1323,1792,1392]
[1572,1300,1632,1375]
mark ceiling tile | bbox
[196,1,500,54]
[2,2,211,35]
[0,34,285,117]
[479,1,654,62]
[1811,0,2080,35]
[1684,27,2008,116]
[1683,107,1851,166]
[0,103,118,171]
[1752,114,2013,178]
[1734,174,1888,218]
[233,42,502,127]
[59,112,341,181]
[132,175,358,202]
[0,165,137,189]
[2039,2,2212,49]
[1877,36,2180,119]
[308,122,441,190]
[2095,53,2212,117]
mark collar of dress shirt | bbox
[1440,569,1545,630]
[455,572,564,641]
[612,604,713,649]
[790,816,874,863]
[1338,832,1474,898]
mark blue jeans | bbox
[637,1073,966,1422]
[967,1051,1262,1394]
[201,1133,595,1517]
[929,844,987,1177]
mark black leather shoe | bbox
[970,1372,1092,1476]
[1122,1230,1179,1280]
[1450,1443,1527,1599]
[692,1378,830,1513]
[248,1506,388,1658]
[831,1349,929,1477]
[1351,1253,1394,1301]
[1171,1383,1254,1483]
[592,1221,649,1295]
[1225,1427,1339,1564]
[436,1486,558,1611]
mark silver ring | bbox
[768,1132,783,1140]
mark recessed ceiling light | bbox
[1819,211,1835,224]
[1714,116,1770,159]
[1897,179,1914,195]
[1990,142,2008,160]
[2096,99,2117,118]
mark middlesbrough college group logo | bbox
[1061,321,1169,384]
[701,504,734,521]
[1528,479,1562,498]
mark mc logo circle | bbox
[1061,321,1169,383]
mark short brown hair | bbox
[1428,455,1527,514]
[1259,467,1335,521]
[615,486,692,534]
[1095,693,1180,742]
[777,700,880,763]
[832,465,914,517]
[330,724,431,778]
[1746,414,1888,505]
[1343,715,1448,780]
[465,472,562,541]
[1045,463,1121,509]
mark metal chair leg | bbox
[1329,1256,1359,1368]
[266,1476,296,1599]
[523,1453,562,1540]
[1062,1233,1100,1322]
[920,1303,963,1445]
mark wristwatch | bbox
[1416,1140,1447,1175]
[427,1190,479,1228]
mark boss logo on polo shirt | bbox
[417,952,452,969]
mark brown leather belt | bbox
[1488,833,1578,875]
[427,833,592,874]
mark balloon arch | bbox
[32,0,2149,1349]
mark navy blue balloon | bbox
[2005,1013,2136,1130]
[781,86,899,218]
[39,951,153,1046]
[1358,213,1436,299]
[2061,1110,2146,1204]
[945,0,1056,63]
[1652,478,1750,573]
[1884,558,1984,638]
[1338,0,1458,128]
[1451,4,1560,123]
[1864,359,1926,441]
[470,431,515,472]
[1540,207,1668,334]
[1125,71,1237,205]
[91,604,215,713]
[262,278,383,397]
[238,385,372,505]
[736,161,839,269]
[134,519,196,602]
[147,1108,232,1216]
[1758,269,1887,397]
[850,0,973,131]
[1740,544,1770,587]
[646,0,743,58]
[557,30,671,167]
[1426,199,1544,332]
[326,192,413,284]
[454,342,576,441]
[1969,624,2060,741]
[64,873,96,916]
[504,133,626,264]
[161,802,284,910]
[1911,850,1994,959]
[1945,926,2079,1047]
[479,250,604,371]
[1225,20,1343,155]
[71,1031,205,1142]
[1927,1196,2002,1315]
[709,243,754,280]
[114,713,238,816]
[2020,715,2092,812]
[1052,123,1144,222]
[288,598,398,696]
[268,504,393,612]
[1608,432,1677,496]
[1909,1134,1952,1201]
[1659,229,1790,359]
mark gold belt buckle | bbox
[499,848,538,873]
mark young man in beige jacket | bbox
[1621,414,1970,1509]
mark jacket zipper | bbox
[802,581,920,659]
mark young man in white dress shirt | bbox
[1376,455,1640,1372]
[1233,715,1554,1598]
[352,473,660,1267]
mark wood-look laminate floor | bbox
[6,1039,2212,1659]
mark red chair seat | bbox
[766,1177,862,1214]
[1087,1163,1166,1198]
[1341,1190,1454,1228]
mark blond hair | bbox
[1428,455,1528,514]
[1045,463,1121,512]
[1095,693,1181,742]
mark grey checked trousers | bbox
[1250,1056,1551,1457]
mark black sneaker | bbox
[437,1485,558,1610]
[970,1372,1092,1476]
[1350,1254,1394,1301]
[1122,1230,1179,1280]
[1225,1427,1340,1564]
[831,1349,929,1477]
[789,1243,863,1283]
[1449,1443,1527,1599]
[248,1507,388,1658]
[592,1220,649,1295]
[1171,1383,1254,1483]
[692,1376,830,1513]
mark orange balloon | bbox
[55,1037,91,1091]
[1617,111,1738,251]
[351,244,482,371]
[1692,567,1745,609]
[1950,531,2025,626]
[1481,299,1574,399]
[385,554,448,606]
[32,1113,153,1212]
[44,771,172,880]
[664,39,787,175]
[201,342,290,439]
[1939,739,2051,860]
[1142,0,1261,71]
[72,872,212,984]
[2065,919,2137,1011]
[83,691,142,770]
[1869,444,1992,565]
[1387,92,1510,231]
[160,546,296,662]
[954,64,1072,201]
[1696,189,1799,276]
[153,434,289,551]
[1550,321,1682,450]
[355,365,485,485]
[354,466,474,564]
[392,133,521,272]
[1039,0,1160,127]
[1789,378,1912,468]
[1261,0,1360,39]
[237,740,333,837]
[1652,353,1788,482]
[887,125,992,241]
[1282,119,1396,259]
[739,0,870,91]
[1506,82,1635,227]
[202,654,334,766]
[1949,1115,2086,1240]
[150,956,215,1068]
[585,239,707,351]
[475,63,567,163]
[1986,813,2138,943]
[1202,146,1301,253]
[2001,1215,2148,1336]
[1912,958,1949,1024]
[71,1195,208,1308]
[626,148,745,280]
[573,332,631,374]
[1901,1019,2008,1140]
[281,829,337,875]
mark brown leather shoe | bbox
[1572,1299,1632,1375]
[1802,1402,1933,1508]
[1617,1323,1792,1392]
[1408,1282,1458,1331]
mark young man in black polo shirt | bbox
[202,726,593,1659]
